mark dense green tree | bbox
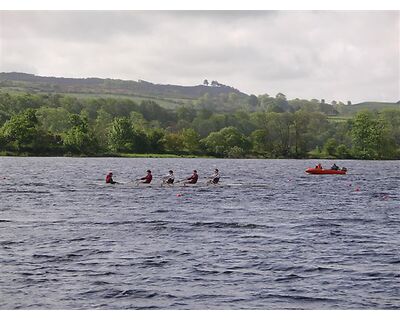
[139,100,175,124]
[266,101,284,113]
[181,128,201,153]
[94,108,113,149]
[335,144,351,159]
[258,94,274,111]
[330,121,353,147]
[0,109,41,150]
[379,109,400,148]
[130,111,147,129]
[351,111,384,159]
[323,138,338,157]
[108,117,135,152]
[63,114,98,154]
[131,129,149,153]
[292,110,310,157]
[250,129,272,156]
[306,112,330,150]
[176,105,196,122]
[250,111,268,129]
[58,96,83,114]
[36,107,72,134]
[233,110,257,135]
[202,126,250,157]
[192,117,218,137]
[197,107,213,120]
[147,128,165,153]
[164,132,184,153]
[265,112,293,157]
[247,94,259,107]
[0,93,13,122]
[0,109,9,127]
[275,93,292,112]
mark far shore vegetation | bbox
[0,91,399,160]
[0,150,208,159]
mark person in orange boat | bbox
[331,163,339,170]
[315,163,322,169]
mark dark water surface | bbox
[0,157,399,309]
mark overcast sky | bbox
[0,11,399,102]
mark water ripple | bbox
[0,157,399,309]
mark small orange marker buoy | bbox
[355,187,360,192]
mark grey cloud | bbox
[0,10,398,102]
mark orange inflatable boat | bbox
[305,168,347,175]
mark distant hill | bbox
[341,101,400,114]
[1,72,398,114]
[0,72,248,102]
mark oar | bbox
[116,181,131,185]
[174,179,186,185]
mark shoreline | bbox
[0,152,398,160]
[0,151,210,159]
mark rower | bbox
[139,170,153,184]
[106,172,116,184]
[163,170,175,185]
[186,170,198,184]
[208,168,220,184]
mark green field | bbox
[342,102,399,114]
[66,93,190,109]
[0,86,193,110]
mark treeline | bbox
[0,92,399,159]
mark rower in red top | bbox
[106,172,116,184]
[139,170,153,184]
[186,170,198,185]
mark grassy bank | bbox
[1,150,399,160]
[0,150,213,158]
[116,153,212,158]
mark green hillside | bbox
[0,72,247,101]
[339,101,399,114]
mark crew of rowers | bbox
[106,168,220,185]
[315,163,347,171]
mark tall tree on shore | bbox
[63,113,98,154]
[108,117,135,152]
[0,109,40,150]
[351,110,386,159]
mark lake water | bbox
[0,157,399,309]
